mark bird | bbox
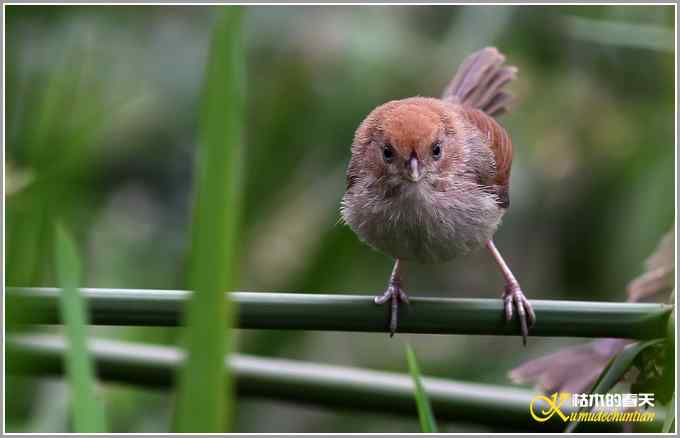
[340,47,535,344]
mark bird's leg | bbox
[486,240,536,346]
[374,259,409,337]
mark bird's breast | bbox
[341,179,504,263]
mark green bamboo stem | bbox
[7,287,672,339]
[7,334,659,432]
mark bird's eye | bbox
[383,144,394,162]
[432,142,442,160]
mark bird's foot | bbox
[502,283,536,346]
[374,283,409,337]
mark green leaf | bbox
[564,338,664,433]
[405,344,438,433]
[173,7,245,433]
[662,392,675,432]
[662,310,675,433]
[54,224,107,432]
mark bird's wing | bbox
[461,107,513,208]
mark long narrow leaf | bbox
[173,7,245,433]
[662,309,675,432]
[565,338,664,433]
[54,224,107,432]
[405,344,438,432]
[662,392,675,433]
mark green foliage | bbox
[54,224,107,432]
[631,343,673,404]
[564,338,664,433]
[173,7,245,433]
[629,311,675,431]
[405,344,438,433]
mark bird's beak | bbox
[407,155,422,182]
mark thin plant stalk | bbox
[10,334,665,432]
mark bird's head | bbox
[356,97,457,187]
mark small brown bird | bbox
[341,47,535,344]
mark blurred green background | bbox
[5,4,675,433]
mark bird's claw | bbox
[503,283,535,346]
[374,284,409,337]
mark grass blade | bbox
[564,338,664,433]
[662,392,675,432]
[662,310,675,432]
[405,344,438,432]
[54,224,107,432]
[173,7,245,433]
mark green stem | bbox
[8,287,671,339]
[8,334,663,432]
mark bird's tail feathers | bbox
[441,47,518,117]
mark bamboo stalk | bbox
[7,287,671,339]
[8,334,658,432]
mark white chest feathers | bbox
[341,178,504,263]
